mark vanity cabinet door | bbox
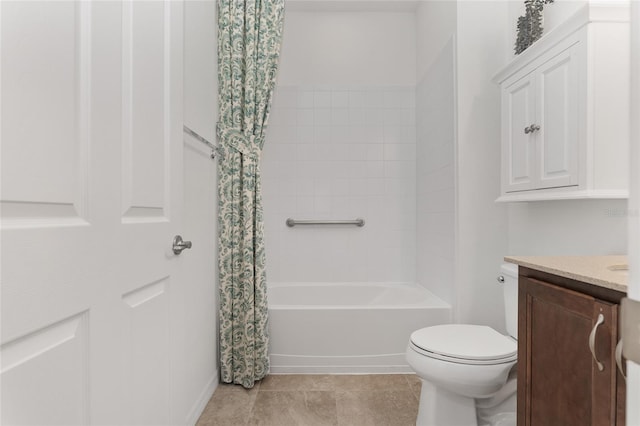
[518,277,619,426]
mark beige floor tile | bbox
[196,383,260,426]
[402,374,422,399]
[247,390,338,426]
[336,390,418,426]
[332,374,411,391]
[259,374,335,391]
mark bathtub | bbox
[268,282,452,374]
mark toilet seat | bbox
[410,324,517,365]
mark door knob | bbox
[172,235,192,255]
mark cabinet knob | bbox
[524,124,541,134]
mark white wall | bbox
[454,1,510,331]
[185,1,218,144]
[277,10,416,86]
[416,0,457,78]
[507,200,627,255]
[183,0,219,418]
[415,0,457,304]
[263,8,417,283]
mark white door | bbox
[536,44,579,190]
[1,1,185,424]
[502,73,536,193]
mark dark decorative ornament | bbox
[515,0,554,55]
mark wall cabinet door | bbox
[536,45,579,190]
[502,74,537,193]
[502,46,580,194]
[518,277,621,425]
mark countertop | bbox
[504,255,628,293]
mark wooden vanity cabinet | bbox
[517,268,626,426]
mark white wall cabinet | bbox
[495,3,629,202]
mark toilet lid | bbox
[410,324,517,361]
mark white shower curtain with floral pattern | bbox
[216,0,285,389]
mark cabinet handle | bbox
[589,313,605,372]
[615,340,626,380]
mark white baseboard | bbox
[186,373,218,426]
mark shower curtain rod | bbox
[183,125,223,159]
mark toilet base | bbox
[417,379,478,426]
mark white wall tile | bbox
[349,109,366,125]
[314,126,332,144]
[363,91,384,108]
[296,145,315,162]
[282,108,298,127]
[331,91,349,108]
[365,109,385,125]
[298,90,314,108]
[383,108,403,126]
[366,144,384,162]
[314,109,332,126]
[314,91,332,108]
[331,109,349,126]
[385,161,416,178]
[297,109,314,126]
[384,144,416,161]
[349,91,365,108]
[277,88,299,108]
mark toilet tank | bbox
[500,263,519,339]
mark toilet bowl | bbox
[406,264,519,426]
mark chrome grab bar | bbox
[286,218,365,227]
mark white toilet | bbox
[406,264,519,426]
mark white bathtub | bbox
[268,282,452,374]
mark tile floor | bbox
[196,374,421,426]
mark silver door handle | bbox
[589,313,605,372]
[172,235,192,255]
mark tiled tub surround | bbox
[196,374,421,426]
[415,39,456,305]
[261,86,417,283]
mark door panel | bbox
[121,278,171,426]
[1,0,90,226]
[537,45,579,189]
[503,74,536,192]
[1,313,89,426]
[122,0,170,219]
